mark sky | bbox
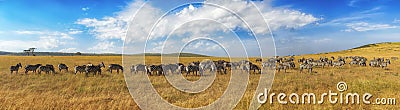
[0,0,399,56]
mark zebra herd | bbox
[130,59,262,76]
[262,56,394,73]
[9,56,395,76]
[9,62,124,77]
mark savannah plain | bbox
[0,42,399,109]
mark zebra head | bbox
[100,62,105,68]
[17,63,22,68]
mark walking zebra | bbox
[74,65,86,74]
[10,63,22,74]
[131,64,147,74]
[25,64,42,74]
[108,64,123,74]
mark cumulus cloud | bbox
[88,41,120,53]
[343,22,397,32]
[0,30,75,52]
[76,0,319,55]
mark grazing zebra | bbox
[148,65,163,76]
[25,64,42,74]
[58,63,68,72]
[85,62,105,77]
[10,63,22,74]
[38,64,56,75]
[249,63,261,74]
[299,63,313,74]
[108,64,123,74]
[74,65,86,74]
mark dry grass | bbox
[0,43,399,109]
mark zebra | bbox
[131,64,147,74]
[85,62,105,77]
[277,63,289,73]
[162,64,181,74]
[38,64,56,75]
[74,65,86,74]
[380,61,389,69]
[108,64,123,74]
[147,65,163,76]
[25,64,42,74]
[369,60,379,67]
[249,63,261,74]
[349,60,359,66]
[10,63,22,74]
[185,64,199,76]
[332,61,345,68]
[199,60,216,75]
[299,63,313,73]
[230,62,240,69]
[215,63,227,74]
[58,63,68,72]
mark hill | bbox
[313,42,400,57]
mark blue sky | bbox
[0,0,399,56]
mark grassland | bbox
[0,42,399,109]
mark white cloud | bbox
[0,30,75,52]
[82,7,90,11]
[344,22,397,32]
[88,41,120,53]
[76,0,319,55]
[68,29,83,35]
[76,0,319,42]
[14,30,45,35]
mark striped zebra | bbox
[215,63,227,74]
[85,62,105,77]
[25,64,42,74]
[162,64,181,74]
[108,64,123,74]
[249,63,261,74]
[199,60,216,75]
[299,63,313,74]
[38,64,56,75]
[74,65,86,74]
[10,63,22,74]
[131,64,147,74]
[148,65,163,76]
[58,63,68,72]
[185,64,199,76]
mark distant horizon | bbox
[1,41,396,57]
